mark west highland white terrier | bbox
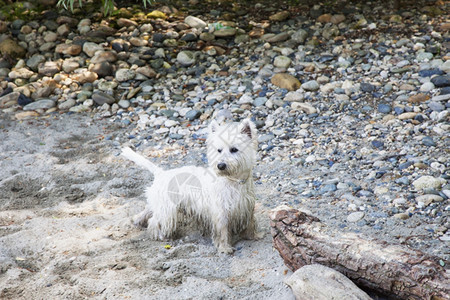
[122,119,260,254]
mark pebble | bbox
[422,136,436,147]
[398,112,417,120]
[82,42,103,57]
[431,75,450,87]
[393,213,410,220]
[184,16,206,29]
[15,111,39,120]
[273,56,291,69]
[347,212,365,223]
[416,194,444,206]
[377,104,391,114]
[0,92,20,107]
[301,80,319,91]
[92,92,116,105]
[409,93,430,103]
[185,109,201,121]
[177,51,196,66]
[58,99,76,110]
[271,73,301,91]
[413,176,447,190]
[23,99,55,110]
[420,82,435,92]
[115,69,136,82]
[213,28,237,37]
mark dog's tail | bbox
[121,147,162,175]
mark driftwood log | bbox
[269,206,449,300]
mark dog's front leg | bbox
[213,219,233,254]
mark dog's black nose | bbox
[217,163,226,170]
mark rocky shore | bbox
[0,0,449,298]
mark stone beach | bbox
[0,0,449,298]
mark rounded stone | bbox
[273,56,291,69]
[213,28,237,37]
[55,44,82,56]
[347,211,365,223]
[72,71,98,83]
[431,75,450,87]
[26,54,46,71]
[184,16,206,28]
[377,103,391,114]
[58,99,76,110]
[177,51,196,66]
[413,176,447,190]
[185,109,201,121]
[38,61,60,76]
[92,92,116,105]
[23,99,55,110]
[82,42,103,57]
[420,82,435,92]
[271,73,301,91]
[302,80,320,91]
[115,69,136,82]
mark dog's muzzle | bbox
[217,162,227,171]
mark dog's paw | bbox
[217,245,234,254]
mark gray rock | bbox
[0,92,20,106]
[26,54,45,71]
[92,92,116,105]
[347,211,365,223]
[416,52,433,61]
[413,176,446,190]
[291,29,308,44]
[118,99,130,109]
[420,82,435,92]
[265,32,290,43]
[258,133,274,143]
[58,99,76,110]
[23,99,55,110]
[82,42,103,57]
[177,51,196,66]
[184,16,206,29]
[115,69,136,82]
[273,56,291,69]
[185,109,201,121]
[38,61,60,76]
[428,101,445,112]
[302,80,320,91]
[57,24,70,36]
[253,97,267,107]
[285,264,371,300]
[213,28,237,37]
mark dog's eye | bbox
[218,149,222,153]
[230,147,239,153]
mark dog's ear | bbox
[209,120,219,134]
[239,119,256,140]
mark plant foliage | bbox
[57,0,153,16]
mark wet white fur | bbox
[122,119,260,254]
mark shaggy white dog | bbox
[122,119,260,254]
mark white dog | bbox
[122,119,260,254]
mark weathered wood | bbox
[269,206,449,300]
